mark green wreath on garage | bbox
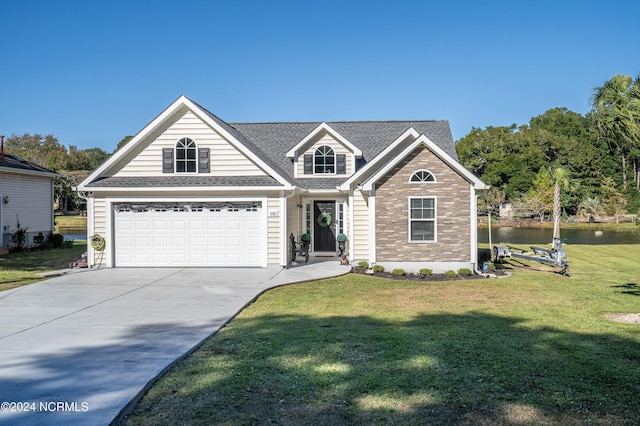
[316,212,332,227]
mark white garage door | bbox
[114,202,264,267]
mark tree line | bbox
[4,134,132,213]
[456,73,640,222]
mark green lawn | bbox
[0,241,87,291]
[125,244,640,425]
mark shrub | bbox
[373,265,384,273]
[444,270,457,278]
[392,268,405,276]
[33,232,46,248]
[10,220,28,252]
[458,268,472,276]
[478,248,492,265]
[419,268,432,276]
[48,233,65,248]
[358,261,369,268]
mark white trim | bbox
[338,127,420,191]
[408,196,437,243]
[362,134,488,191]
[369,187,376,264]
[470,185,478,265]
[86,186,287,193]
[105,195,269,268]
[348,191,354,262]
[0,167,58,179]
[286,122,363,158]
[87,194,95,266]
[312,144,337,176]
[408,169,437,183]
[78,95,293,191]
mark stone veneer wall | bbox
[375,145,471,262]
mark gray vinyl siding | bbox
[0,172,55,248]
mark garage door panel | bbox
[114,203,264,267]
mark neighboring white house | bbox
[77,95,488,272]
[0,153,58,248]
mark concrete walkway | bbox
[0,261,350,425]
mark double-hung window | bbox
[409,197,436,242]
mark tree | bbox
[114,136,134,152]
[577,197,605,223]
[550,167,570,244]
[590,74,640,190]
[478,187,506,216]
[600,176,626,223]
[84,147,109,169]
[5,133,68,170]
[55,170,89,214]
[66,145,92,171]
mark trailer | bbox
[493,238,569,276]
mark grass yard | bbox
[126,244,640,425]
[0,241,87,291]
[54,213,87,228]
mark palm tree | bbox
[551,167,570,246]
[577,197,605,224]
[590,74,640,190]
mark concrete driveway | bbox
[0,262,349,425]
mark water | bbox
[479,227,640,245]
[58,227,87,241]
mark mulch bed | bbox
[351,266,506,281]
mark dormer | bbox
[286,122,363,178]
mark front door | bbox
[313,200,336,252]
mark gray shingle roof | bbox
[0,154,58,176]
[230,120,456,190]
[88,98,458,191]
[86,176,281,188]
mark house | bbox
[76,96,488,272]
[0,152,58,249]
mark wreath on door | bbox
[316,212,332,227]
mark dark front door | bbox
[314,201,336,252]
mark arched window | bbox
[409,170,436,183]
[314,145,335,174]
[175,138,197,173]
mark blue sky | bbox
[1,0,638,152]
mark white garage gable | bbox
[114,201,265,267]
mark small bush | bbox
[444,270,457,278]
[419,268,432,276]
[373,265,385,273]
[10,221,28,252]
[392,268,405,276]
[33,232,46,248]
[478,248,492,265]
[458,268,472,276]
[358,261,369,268]
[48,233,65,249]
